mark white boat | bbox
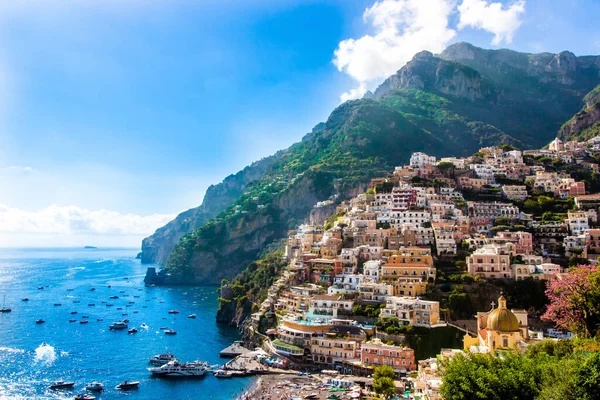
[187,314,196,319]
[115,381,139,390]
[49,380,75,390]
[214,369,232,378]
[168,310,179,314]
[109,321,128,330]
[148,360,208,377]
[85,382,104,391]
[149,353,175,365]
[164,329,177,335]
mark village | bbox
[231,137,600,399]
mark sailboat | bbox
[1,295,11,313]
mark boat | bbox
[74,394,95,400]
[38,286,44,290]
[109,296,119,299]
[106,304,113,307]
[148,360,208,377]
[89,288,96,292]
[80,320,89,324]
[122,318,130,323]
[73,300,80,303]
[149,353,175,365]
[303,395,318,400]
[69,319,77,323]
[128,327,138,334]
[159,326,168,330]
[96,318,103,322]
[140,323,149,329]
[107,285,111,288]
[1,295,11,313]
[70,311,78,315]
[164,330,177,335]
[84,382,104,391]
[187,314,196,319]
[49,381,75,390]
[115,381,139,390]
[108,321,128,330]
[214,369,232,378]
[88,304,95,306]
[82,315,89,318]
[54,303,62,306]
[22,298,29,301]
[168,310,179,314]
[36,319,45,324]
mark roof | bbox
[312,295,341,301]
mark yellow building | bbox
[381,249,436,281]
[465,295,529,353]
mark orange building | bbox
[361,338,416,372]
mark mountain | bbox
[141,43,600,284]
[141,155,276,265]
[559,85,600,142]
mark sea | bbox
[0,247,252,399]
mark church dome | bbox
[487,296,520,332]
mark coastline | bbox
[239,373,357,400]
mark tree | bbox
[373,365,396,400]
[573,351,600,400]
[542,264,600,338]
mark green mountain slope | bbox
[142,43,600,285]
[559,85,600,142]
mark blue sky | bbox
[0,0,599,247]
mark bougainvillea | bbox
[542,264,600,338]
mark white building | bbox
[410,152,437,168]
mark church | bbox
[464,295,529,353]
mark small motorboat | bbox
[70,311,78,315]
[159,326,168,330]
[38,286,44,290]
[109,321,128,330]
[80,320,89,324]
[73,300,80,303]
[96,318,103,322]
[140,323,149,329]
[69,319,77,323]
[115,381,139,390]
[89,288,96,292]
[54,303,62,306]
[214,369,232,378]
[49,381,75,390]
[74,394,95,400]
[88,304,95,307]
[107,285,111,288]
[187,314,196,319]
[106,304,113,307]
[82,315,89,319]
[36,319,45,324]
[303,394,318,400]
[164,330,177,335]
[168,310,179,314]
[22,298,29,301]
[84,382,104,391]
[128,327,138,334]
[109,296,119,299]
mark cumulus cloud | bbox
[0,204,174,236]
[333,0,457,101]
[458,0,526,45]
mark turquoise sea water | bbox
[0,248,251,399]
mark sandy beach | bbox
[240,373,366,400]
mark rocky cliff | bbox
[141,155,276,265]
[559,85,600,142]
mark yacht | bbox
[108,321,128,330]
[69,319,77,323]
[49,381,75,390]
[89,288,96,292]
[80,320,89,324]
[168,310,179,314]
[109,296,119,299]
[149,353,175,365]
[36,319,45,324]
[148,360,208,377]
[164,329,177,335]
[187,314,196,319]
[54,303,62,306]
[214,369,232,378]
[84,382,104,391]
[128,327,138,334]
[115,381,139,390]
[22,298,29,301]
[1,295,11,313]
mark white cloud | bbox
[0,204,174,236]
[333,0,457,101]
[458,0,526,45]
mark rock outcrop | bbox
[559,85,600,141]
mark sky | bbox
[0,0,599,247]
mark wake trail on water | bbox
[34,343,56,366]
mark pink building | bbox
[361,339,416,372]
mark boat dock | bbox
[219,341,251,358]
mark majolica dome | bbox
[487,295,520,332]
